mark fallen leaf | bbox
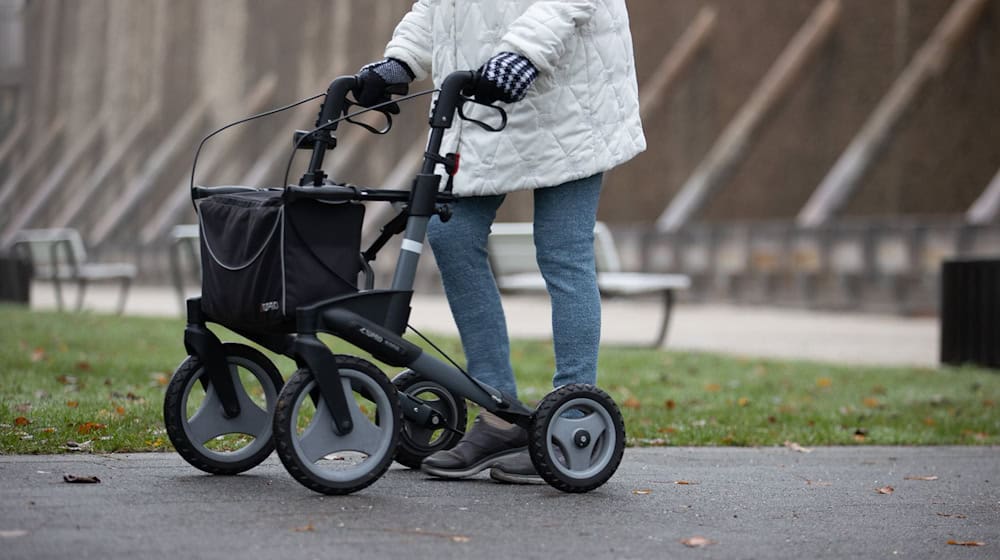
[30,348,46,362]
[77,422,106,435]
[922,417,936,426]
[292,523,315,532]
[0,530,28,539]
[150,373,170,386]
[947,540,985,547]
[664,399,676,410]
[14,403,31,413]
[862,397,881,408]
[784,441,812,453]
[450,536,471,543]
[55,374,77,385]
[63,474,101,484]
[704,383,722,393]
[936,513,968,519]
[672,480,699,485]
[115,406,126,416]
[816,377,832,388]
[41,427,56,434]
[876,485,894,495]
[904,475,938,481]
[622,397,641,410]
[75,361,92,371]
[66,400,78,408]
[737,397,750,407]
[632,488,653,495]
[681,536,715,548]
[14,416,30,427]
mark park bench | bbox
[487,222,691,347]
[9,228,136,313]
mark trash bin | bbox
[0,253,32,304]
[940,258,1000,369]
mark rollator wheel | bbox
[163,343,283,475]
[272,356,401,495]
[392,369,468,469]
[528,384,626,493]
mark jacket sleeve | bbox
[497,1,597,76]
[383,0,434,81]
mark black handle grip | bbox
[429,71,476,129]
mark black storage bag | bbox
[197,189,365,332]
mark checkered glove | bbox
[355,58,414,111]
[474,52,539,104]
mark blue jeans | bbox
[426,173,603,399]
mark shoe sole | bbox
[421,447,526,479]
[489,468,546,485]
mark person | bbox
[354,0,646,484]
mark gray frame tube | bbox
[409,352,527,415]
[391,216,429,291]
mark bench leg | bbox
[653,290,675,348]
[75,279,89,311]
[169,241,186,313]
[52,276,65,312]
[116,277,132,315]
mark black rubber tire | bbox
[163,343,284,475]
[392,369,468,469]
[273,356,401,495]
[528,384,626,493]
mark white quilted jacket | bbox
[384,0,647,197]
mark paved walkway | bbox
[27,282,940,367]
[1,447,996,559]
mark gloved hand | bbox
[355,58,414,113]
[473,52,539,105]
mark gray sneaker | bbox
[421,412,527,479]
[489,449,546,485]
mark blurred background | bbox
[1,0,998,316]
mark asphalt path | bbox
[1,447,996,559]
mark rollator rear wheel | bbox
[528,384,626,493]
[392,370,467,469]
[163,343,283,475]
[273,356,401,495]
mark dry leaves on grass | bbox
[14,416,30,427]
[77,422,106,435]
[681,536,715,548]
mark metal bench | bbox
[9,228,136,313]
[487,222,691,347]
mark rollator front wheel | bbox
[163,343,283,475]
[392,370,468,469]
[528,384,626,493]
[272,356,401,495]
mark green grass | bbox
[1,304,998,454]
